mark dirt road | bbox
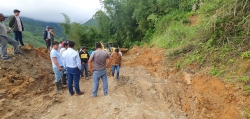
[1,45,250,119]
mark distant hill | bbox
[3,17,97,47]
[83,18,97,27]
[4,17,65,47]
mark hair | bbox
[95,42,102,49]
[115,48,119,52]
[52,41,59,46]
[68,41,75,48]
[64,42,68,47]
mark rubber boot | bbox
[56,82,63,93]
[60,79,67,88]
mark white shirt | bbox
[15,16,22,31]
[119,52,122,56]
[62,48,81,70]
[60,47,66,56]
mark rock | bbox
[29,77,35,83]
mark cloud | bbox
[0,0,102,23]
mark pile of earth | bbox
[0,45,61,119]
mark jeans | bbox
[0,36,20,59]
[66,67,81,94]
[13,31,24,46]
[52,67,63,82]
[45,39,51,50]
[112,65,120,80]
[92,70,108,97]
[81,63,88,77]
[62,67,67,84]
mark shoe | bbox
[76,91,84,95]
[2,57,10,60]
[61,84,67,88]
[70,92,75,96]
[57,90,63,94]
[14,52,23,54]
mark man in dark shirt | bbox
[79,46,90,80]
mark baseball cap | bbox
[81,46,87,49]
[13,9,21,13]
[46,26,50,29]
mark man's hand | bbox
[46,39,48,41]
[7,30,11,33]
[89,67,93,73]
[82,62,85,65]
[58,66,62,71]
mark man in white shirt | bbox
[62,41,84,96]
[8,9,25,46]
[50,41,64,93]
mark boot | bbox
[60,79,67,88]
[56,82,63,93]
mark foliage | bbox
[241,50,250,59]
[210,67,224,77]
[4,17,65,47]
[60,14,101,49]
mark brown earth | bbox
[0,45,250,119]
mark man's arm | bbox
[120,56,122,67]
[106,53,111,68]
[8,16,14,29]
[76,53,82,70]
[52,57,62,71]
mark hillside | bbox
[83,18,97,27]
[4,17,65,47]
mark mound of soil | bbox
[0,45,60,119]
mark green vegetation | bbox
[3,17,65,47]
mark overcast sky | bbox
[0,0,102,23]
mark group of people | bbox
[43,26,55,51]
[50,41,122,97]
[0,9,23,60]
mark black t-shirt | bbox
[79,51,90,63]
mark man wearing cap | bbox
[0,13,22,60]
[8,9,25,46]
[79,46,90,79]
[43,26,51,50]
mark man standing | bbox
[62,41,84,95]
[110,48,122,80]
[0,13,22,60]
[79,46,90,80]
[50,41,63,93]
[88,42,111,97]
[43,26,51,50]
[60,41,68,86]
[8,9,24,46]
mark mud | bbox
[0,45,250,119]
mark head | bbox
[68,41,75,48]
[49,27,54,31]
[63,42,68,49]
[95,42,102,49]
[52,41,59,50]
[13,9,20,16]
[0,13,7,22]
[81,46,87,52]
[115,48,119,53]
[46,26,50,30]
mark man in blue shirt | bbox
[62,41,84,96]
[50,41,64,93]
